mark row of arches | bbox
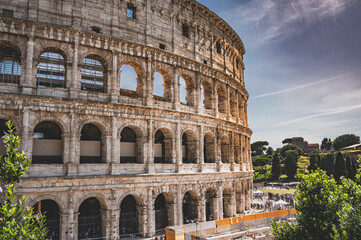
[0,43,247,118]
[1,119,248,166]
[31,185,250,239]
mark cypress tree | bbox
[271,152,281,180]
[350,158,357,180]
[308,154,318,172]
[334,152,346,181]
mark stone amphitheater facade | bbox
[0,0,253,239]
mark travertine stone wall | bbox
[0,0,253,239]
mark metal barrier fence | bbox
[166,209,297,240]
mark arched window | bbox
[33,121,62,164]
[33,200,60,240]
[182,191,198,223]
[230,92,237,117]
[80,124,102,163]
[78,198,102,239]
[81,56,106,93]
[119,196,139,235]
[223,187,232,218]
[153,72,165,100]
[155,194,168,231]
[204,133,215,163]
[37,52,65,88]
[0,45,21,84]
[179,77,187,104]
[221,135,230,164]
[120,64,138,97]
[182,131,197,164]
[205,189,217,221]
[201,82,213,110]
[120,127,137,163]
[217,86,227,114]
[154,130,165,163]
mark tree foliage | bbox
[266,147,274,156]
[322,154,335,176]
[272,152,281,180]
[333,134,360,151]
[280,144,303,158]
[272,157,361,240]
[334,152,346,181]
[282,138,292,145]
[0,121,48,239]
[284,150,298,179]
[308,153,318,172]
[321,138,333,150]
[251,141,269,156]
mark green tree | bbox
[350,158,357,180]
[272,157,361,240]
[308,153,318,172]
[321,138,328,149]
[266,147,274,156]
[252,155,271,181]
[284,150,298,179]
[326,140,333,150]
[271,152,281,180]
[334,152,346,181]
[0,121,48,239]
[333,134,360,151]
[282,138,292,145]
[323,154,335,176]
[280,144,303,158]
[251,141,269,156]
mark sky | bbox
[197,0,361,148]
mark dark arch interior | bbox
[182,192,197,223]
[155,194,168,231]
[80,124,102,164]
[121,127,136,142]
[81,124,101,141]
[78,197,102,239]
[0,45,21,84]
[119,195,138,235]
[33,200,60,240]
[154,130,166,163]
[32,121,62,164]
[182,133,189,163]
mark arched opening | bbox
[78,197,102,239]
[223,187,232,218]
[33,200,60,240]
[37,52,65,88]
[234,135,240,164]
[0,45,21,84]
[205,189,217,221]
[119,195,139,235]
[179,75,194,106]
[153,71,165,101]
[80,124,102,163]
[230,92,237,117]
[217,85,227,114]
[154,130,165,163]
[201,82,212,110]
[120,127,137,163]
[204,133,215,163]
[221,135,230,164]
[238,96,244,120]
[182,131,197,164]
[120,64,138,98]
[236,184,242,214]
[182,191,198,223]
[81,56,106,93]
[155,194,168,231]
[32,121,62,164]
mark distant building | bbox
[289,137,319,155]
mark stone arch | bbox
[154,127,173,164]
[79,123,105,163]
[229,90,237,117]
[204,187,217,221]
[74,193,109,213]
[235,183,243,214]
[0,42,22,85]
[233,134,240,164]
[78,118,109,136]
[27,195,66,214]
[154,192,173,230]
[201,80,213,110]
[221,134,230,163]
[182,129,198,164]
[216,84,227,114]
[179,74,195,106]
[119,60,145,98]
[119,125,144,163]
[36,47,68,88]
[32,199,61,240]
[32,121,63,164]
[182,190,199,222]
[222,186,233,218]
[118,192,145,235]
[153,68,172,102]
[77,197,104,239]
[80,54,107,93]
[204,131,215,163]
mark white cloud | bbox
[224,0,357,44]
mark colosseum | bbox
[0,0,252,239]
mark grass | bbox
[260,189,296,195]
